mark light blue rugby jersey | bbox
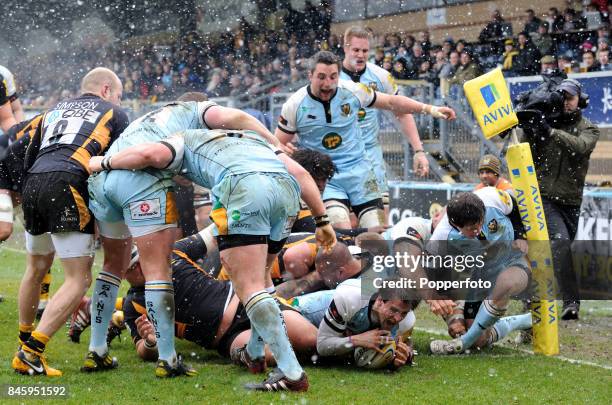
[106,101,216,155]
[339,62,398,148]
[428,187,519,268]
[277,79,376,170]
[163,129,287,189]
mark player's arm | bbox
[276,271,326,299]
[204,105,280,147]
[89,141,176,172]
[276,153,336,251]
[394,112,429,176]
[281,242,315,278]
[372,92,456,120]
[134,314,159,361]
[274,128,298,154]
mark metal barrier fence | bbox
[20,80,610,186]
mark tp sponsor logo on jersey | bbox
[231,210,241,221]
[129,199,161,220]
[322,132,342,150]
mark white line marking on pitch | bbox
[415,326,612,370]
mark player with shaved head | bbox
[12,67,129,377]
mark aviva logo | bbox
[480,83,500,107]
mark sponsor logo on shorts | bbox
[60,207,78,224]
[129,199,162,220]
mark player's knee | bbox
[326,201,350,225]
[357,207,384,228]
[494,268,528,298]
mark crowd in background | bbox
[13,2,612,107]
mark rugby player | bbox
[122,241,317,364]
[12,68,128,376]
[0,65,21,132]
[276,51,455,230]
[84,92,284,378]
[340,27,428,216]
[290,148,388,236]
[0,115,55,337]
[315,278,416,369]
[428,188,533,354]
[89,128,336,391]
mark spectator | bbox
[581,50,600,71]
[391,58,412,80]
[540,55,557,73]
[456,39,467,55]
[562,8,586,32]
[442,38,454,57]
[514,32,541,76]
[417,60,435,82]
[438,50,460,80]
[558,54,574,73]
[479,10,512,42]
[524,9,543,34]
[228,74,243,97]
[448,50,482,87]
[382,53,394,72]
[500,39,519,76]
[371,46,385,67]
[417,31,432,55]
[547,7,566,33]
[597,49,612,70]
[432,50,448,77]
[532,22,555,56]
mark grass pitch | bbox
[1,241,610,404]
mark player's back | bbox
[28,94,128,176]
[108,101,212,153]
[177,129,287,188]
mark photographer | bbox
[518,79,600,320]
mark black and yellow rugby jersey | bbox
[0,115,42,192]
[26,94,128,176]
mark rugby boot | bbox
[81,351,118,372]
[12,349,62,376]
[155,354,197,378]
[230,344,267,374]
[245,368,309,392]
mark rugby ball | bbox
[354,341,396,369]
